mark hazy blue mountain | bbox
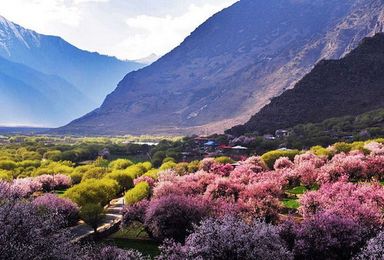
[0,55,94,126]
[0,15,144,112]
[59,0,384,136]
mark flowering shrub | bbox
[294,152,326,168]
[299,181,384,228]
[11,178,42,197]
[0,191,83,259]
[261,150,301,169]
[204,177,243,202]
[294,161,320,187]
[211,163,234,176]
[35,174,72,191]
[274,157,294,170]
[365,155,384,181]
[354,231,384,259]
[123,194,210,242]
[198,158,217,172]
[239,156,267,173]
[9,174,71,196]
[33,194,79,226]
[158,216,293,260]
[134,175,156,187]
[365,141,384,156]
[317,153,368,183]
[294,213,372,260]
[90,246,149,260]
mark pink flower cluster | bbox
[134,175,156,187]
[33,193,79,226]
[153,163,286,222]
[150,151,384,223]
[10,174,72,196]
[365,141,384,155]
[300,181,384,227]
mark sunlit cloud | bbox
[0,0,237,60]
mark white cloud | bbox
[120,3,232,59]
[0,0,237,59]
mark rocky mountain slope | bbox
[227,33,384,135]
[0,15,144,126]
[58,0,384,136]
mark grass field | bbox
[101,225,160,257]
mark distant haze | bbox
[0,0,237,60]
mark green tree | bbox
[80,203,105,233]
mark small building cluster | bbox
[192,136,249,160]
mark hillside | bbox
[0,15,144,126]
[227,33,384,136]
[58,0,384,136]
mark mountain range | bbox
[227,33,384,135]
[57,0,384,136]
[0,15,144,126]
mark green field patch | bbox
[103,238,160,257]
[282,198,300,209]
[104,226,159,257]
[286,186,308,195]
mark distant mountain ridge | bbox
[0,55,93,126]
[58,0,384,136]
[227,33,384,136]
[0,15,144,126]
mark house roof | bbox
[204,141,217,146]
[232,145,248,150]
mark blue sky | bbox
[0,0,237,60]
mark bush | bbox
[299,181,384,232]
[17,160,41,169]
[159,161,177,171]
[89,246,150,260]
[33,194,79,226]
[261,150,301,169]
[64,178,119,207]
[123,194,210,242]
[215,156,234,164]
[0,160,17,170]
[187,160,200,173]
[354,231,384,259]
[81,166,106,181]
[69,171,83,185]
[125,165,147,180]
[109,159,134,170]
[141,161,152,171]
[34,174,71,192]
[0,170,12,181]
[124,182,150,205]
[145,195,209,241]
[0,192,84,259]
[43,150,62,161]
[162,157,176,164]
[104,171,134,192]
[143,169,159,180]
[310,145,333,158]
[333,142,353,153]
[79,203,105,232]
[294,213,372,259]
[173,162,189,175]
[158,216,293,260]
